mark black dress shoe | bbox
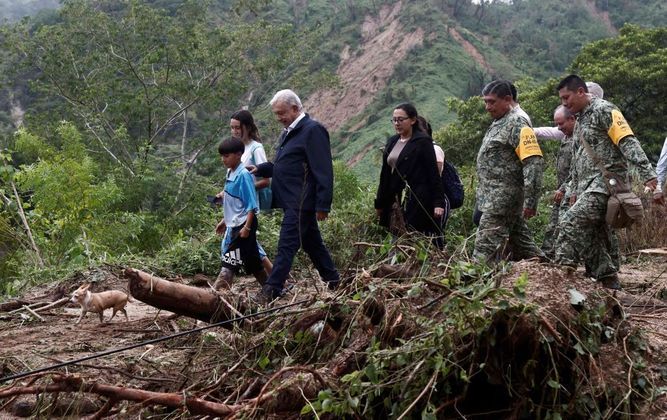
[254,284,282,305]
[599,273,621,290]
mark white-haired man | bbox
[253,89,339,302]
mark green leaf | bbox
[547,379,560,389]
[513,273,528,298]
[547,412,563,420]
[365,364,379,384]
[257,355,270,370]
[407,283,423,297]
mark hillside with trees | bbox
[0,1,666,418]
[0,0,59,22]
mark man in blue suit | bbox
[254,89,339,301]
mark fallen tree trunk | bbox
[0,299,30,312]
[125,268,244,325]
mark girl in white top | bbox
[228,110,273,274]
[230,110,271,195]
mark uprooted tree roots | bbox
[1,247,663,418]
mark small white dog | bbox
[70,284,129,324]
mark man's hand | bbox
[523,208,536,219]
[654,191,665,205]
[644,177,658,191]
[569,194,577,206]
[239,226,250,238]
[375,208,383,218]
[434,207,444,218]
[316,211,329,221]
[246,164,257,174]
[553,190,564,204]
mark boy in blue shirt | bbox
[214,137,267,290]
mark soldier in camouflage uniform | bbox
[537,105,575,259]
[474,80,545,262]
[555,75,658,289]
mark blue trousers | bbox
[265,208,339,293]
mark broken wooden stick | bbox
[7,297,69,314]
[0,375,239,417]
[21,305,44,322]
[32,297,69,313]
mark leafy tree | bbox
[2,0,304,178]
[515,78,560,128]
[569,24,667,157]
[433,96,489,166]
[12,123,129,264]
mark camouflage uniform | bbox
[555,97,656,279]
[541,135,574,258]
[474,108,545,262]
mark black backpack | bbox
[442,160,464,209]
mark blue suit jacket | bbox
[255,114,334,212]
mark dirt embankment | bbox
[583,0,617,35]
[448,26,493,74]
[304,2,424,133]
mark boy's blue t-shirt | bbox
[223,166,258,227]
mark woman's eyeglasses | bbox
[391,117,410,124]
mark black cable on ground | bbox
[0,298,311,384]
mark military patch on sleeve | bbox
[515,127,543,160]
[607,109,634,145]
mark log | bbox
[125,268,244,326]
[0,299,30,312]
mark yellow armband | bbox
[515,127,543,160]
[607,109,634,145]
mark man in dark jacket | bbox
[254,89,339,301]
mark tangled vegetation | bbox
[1,238,665,418]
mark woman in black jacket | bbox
[374,103,446,239]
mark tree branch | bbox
[0,375,240,417]
[10,181,44,268]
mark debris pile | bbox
[1,249,666,418]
